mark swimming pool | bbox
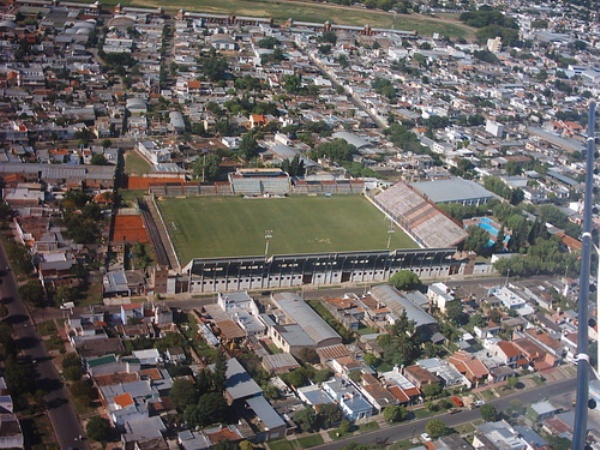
[474,219,510,247]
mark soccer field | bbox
[157,195,418,264]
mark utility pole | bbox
[264,229,273,257]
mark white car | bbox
[474,400,486,407]
[420,433,432,442]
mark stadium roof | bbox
[411,179,494,204]
[332,131,371,149]
[271,292,341,346]
[371,285,437,328]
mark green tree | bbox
[184,392,228,427]
[421,383,442,399]
[63,365,83,382]
[86,416,111,443]
[193,153,222,182]
[19,280,44,307]
[238,132,261,160]
[170,379,199,411]
[285,367,310,388]
[90,154,109,165]
[383,404,409,423]
[294,406,319,432]
[389,270,421,290]
[507,376,519,389]
[425,419,451,438]
[339,419,351,434]
[480,404,500,422]
[318,403,342,429]
[445,301,467,326]
[213,351,227,393]
[464,225,490,254]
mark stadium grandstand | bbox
[371,182,467,248]
[229,168,290,196]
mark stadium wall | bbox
[179,248,465,294]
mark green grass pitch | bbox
[157,195,418,264]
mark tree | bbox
[445,301,467,326]
[464,225,490,255]
[294,406,319,432]
[184,392,227,427]
[90,154,109,165]
[170,379,199,411]
[507,376,519,389]
[421,383,442,399]
[213,351,227,393]
[63,365,84,382]
[238,132,261,160]
[480,404,500,422]
[363,353,379,368]
[425,419,451,438]
[18,281,44,307]
[297,347,319,364]
[318,403,342,429]
[193,154,222,182]
[383,405,408,423]
[339,419,351,434]
[86,416,111,443]
[285,367,310,388]
[389,270,421,291]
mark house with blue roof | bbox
[322,378,373,422]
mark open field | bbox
[97,0,474,39]
[157,195,418,263]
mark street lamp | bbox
[387,219,396,250]
[264,229,273,257]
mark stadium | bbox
[116,173,471,294]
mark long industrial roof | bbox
[271,292,341,346]
[411,179,494,204]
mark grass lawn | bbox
[124,150,151,176]
[268,439,296,450]
[356,421,380,433]
[91,0,473,38]
[480,390,496,401]
[296,434,325,448]
[119,189,146,207]
[158,195,417,264]
[356,326,379,335]
[36,320,57,337]
[412,408,434,419]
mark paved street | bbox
[0,243,88,450]
[310,376,577,449]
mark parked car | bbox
[420,433,432,442]
[451,396,464,408]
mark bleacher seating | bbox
[373,182,467,248]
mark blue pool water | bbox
[477,220,510,247]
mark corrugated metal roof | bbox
[371,285,437,328]
[271,292,341,346]
[411,179,494,204]
[246,396,286,430]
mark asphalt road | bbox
[311,377,576,449]
[0,244,88,450]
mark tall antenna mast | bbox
[573,101,596,450]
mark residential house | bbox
[322,378,373,421]
[473,420,528,450]
[447,351,489,388]
[403,365,441,389]
[526,401,562,423]
[491,341,527,368]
